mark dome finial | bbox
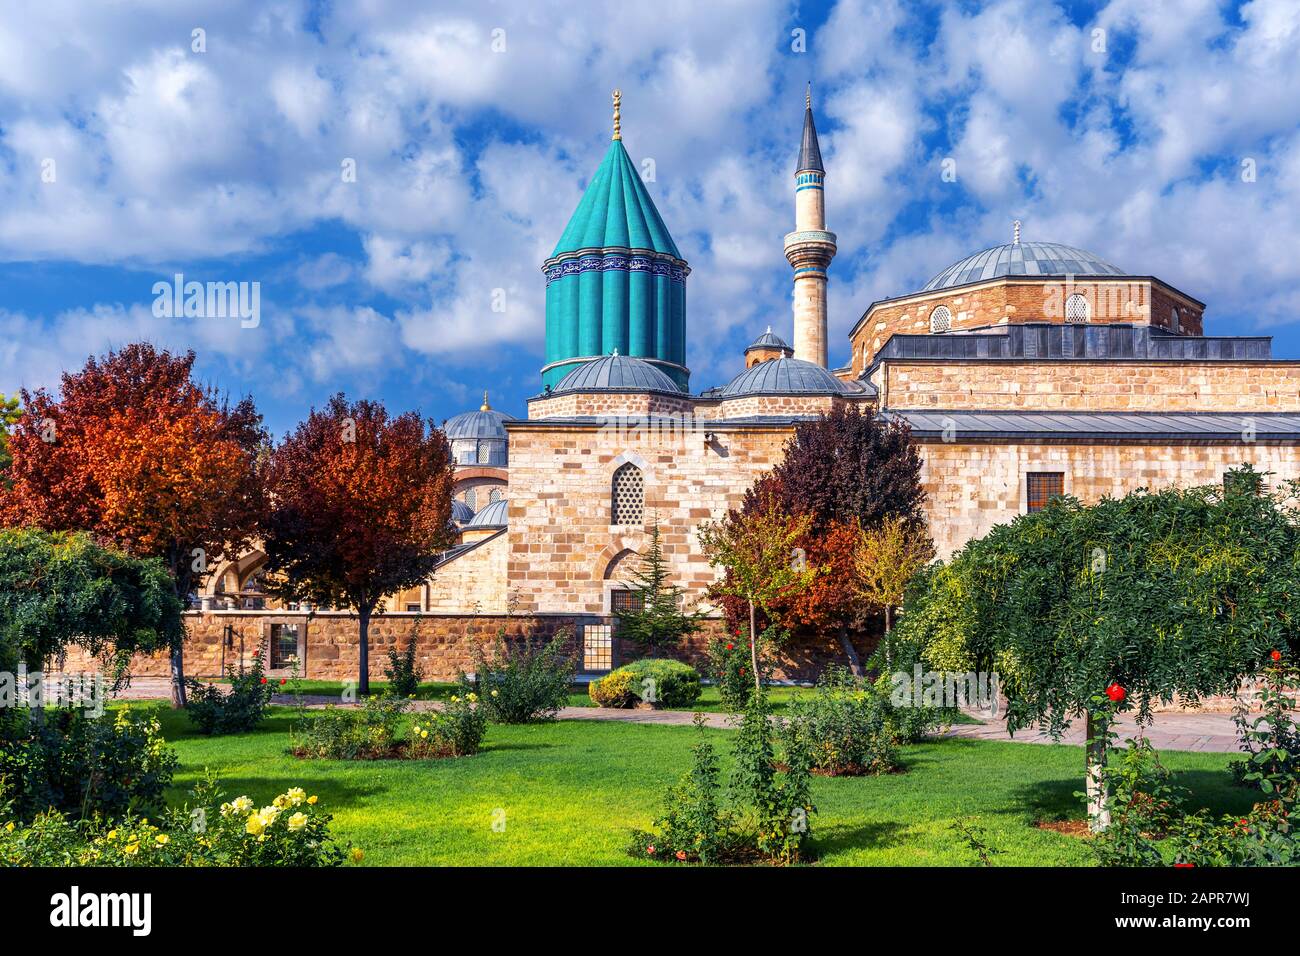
[612,347,619,357]
[612,89,621,141]
[1013,219,1021,246]
[480,390,491,412]
[806,82,812,110]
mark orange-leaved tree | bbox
[261,394,456,697]
[1,344,267,707]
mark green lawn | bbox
[144,703,1253,866]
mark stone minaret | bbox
[783,85,837,368]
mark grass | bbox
[143,702,1252,866]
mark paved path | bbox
[98,679,1243,753]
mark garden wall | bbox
[58,611,870,684]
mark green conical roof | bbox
[551,140,680,258]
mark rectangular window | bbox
[1026,472,1064,513]
[405,603,421,612]
[582,624,612,672]
[269,623,300,669]
[610,589,644,614]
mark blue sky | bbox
[1,0,1297,435]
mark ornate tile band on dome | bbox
[543,251,688,286]
[552,353,684,394]
[922,241,1127,292]
[719,356,849,397]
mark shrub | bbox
[778,668,901,776]
[410,686,488,757]
[290,693,407,760]
[0,706,177,824]
[468,627,577,723]
[589,669,638,708]
[384,637,424,699]
[706,625,774,711]
[185,649,275,735]
[1229,653,1300,792]
[0,775,355,867]
[596,659,701,709]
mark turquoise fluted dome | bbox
[541,136,690,391]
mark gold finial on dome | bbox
[480,390,491,412]
[806,82,811,110]
[612,89,622,141]
[1013,219,1021,246]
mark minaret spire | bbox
[784,87,836,368]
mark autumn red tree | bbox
[261,394,456,696]
[1,344,267,706]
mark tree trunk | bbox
[884,605,893,634]
[837,625,863,678]
[748,599,760,693]
[169,645,187,709]
[1085,711,1111,832]
[358,604,371,698]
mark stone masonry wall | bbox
[883,361,1300,413]
[427,530,510,613]
[920,440,1300,558]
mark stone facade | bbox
[879,360,1300,413]
[849,277,1206,375]
[427,530,510,614]
[918,440,1300,559]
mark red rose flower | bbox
[1105,683,1125,703]
[1271,650,1282,662]
[260,677,267,685]
[280,678,287,685]
[675,850,687,861]
[726,643,734,651]
[646,845,655,855]
[1173,862,1194,868]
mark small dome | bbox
[465,498,508,528]
[450,499,476,525]
[745,327,793,354]
[923,240,1126,292]
[720,357,848,397]
[552,353,682,394]
[443,402,516,442]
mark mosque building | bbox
[178,88,1300,681]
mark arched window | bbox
[1065,293,1090,323]
[463,488,477,510]
[1170,307,1180,333]
[489,487,503,504]
[611,463,644,526]
[929,305,952,333]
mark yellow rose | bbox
[450,695,460,704]
[307,795,318,805]
[232,796,253,814]
[287,787,306,806]
[467,693,478,703]
[273,795,289,809]
[287,812,308,832]
[491,690,499,698]
[4,822,14,833]
[124,842,140,856]
[349,847,365,863]
[420,730,429,739]
[155,834,169,845]
[245,814,266,836]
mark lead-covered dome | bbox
[720,356,848,397]
[552,353,683,394]
[450,499,476,525]
[444,393,515,467]
[922,241,1125,292]
[465,498,508,529]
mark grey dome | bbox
[444,408,515,441]
[922,241,1126,292]
[746,328,793,354]
[552,353,682,394]
[720,357,848,397]
[465,498,508,528]
[450,499,476,525]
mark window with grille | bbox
[929,305,952,333]
[489,487,503,504]
[611,463,644,525]
[269,623,300,669]
[611,588,644,614]
[583,624,612,672]
[457,442,476,465]
[463,488,476,510]
[1065,293,1090,323]
[1026,472,1064,513]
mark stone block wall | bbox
[919,440,1300,558]
[427,530,510,613]
[882,361,1300,413]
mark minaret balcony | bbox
[783,229,837,266]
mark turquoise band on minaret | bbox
[541,92,690,392]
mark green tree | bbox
[0,393,20,479]
[698,497,817,691]
[0,528,181,678]
[615,524,705,657]
[892,466,1300,831]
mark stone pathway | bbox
[97,680,1243,753]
